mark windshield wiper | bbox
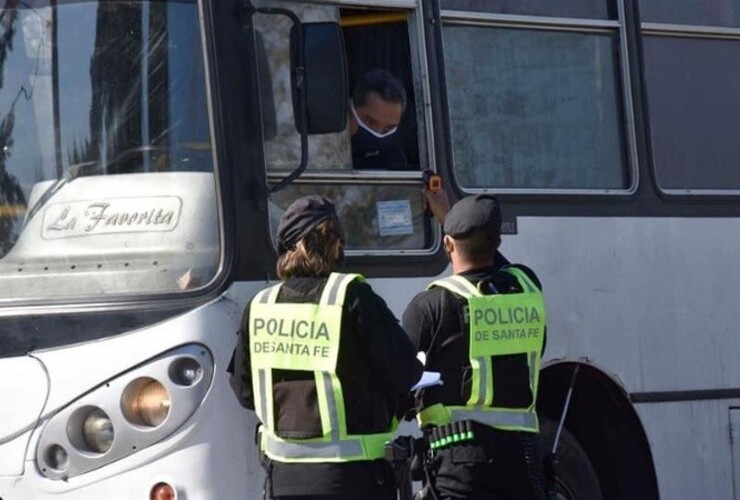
[22,145,178,227]
[21,158,100,228]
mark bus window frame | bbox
[641,21,740,197]
[263,1,446,264]
[0,0,234,311]
[437,2,641,197]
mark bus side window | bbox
[342,9,421,171]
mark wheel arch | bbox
[537,360,660,500]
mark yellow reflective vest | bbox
[418,267,546,433]
[249,272,395,463]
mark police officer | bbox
[402,194,547,499]
[230,195,423,500]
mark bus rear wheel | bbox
[540,417,604,500]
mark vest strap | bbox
[427,275,481,298]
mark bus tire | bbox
[540,417,604,500]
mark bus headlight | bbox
[36,344,213,480]
[43,444,69,471]
[121,378,171,427]
[169,357,202,387]
[82,408,115,453]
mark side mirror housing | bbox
[291,22,348,134]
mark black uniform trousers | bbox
[426,425,547,500]
[269,458,397,500]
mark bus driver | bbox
[349,69,408,170]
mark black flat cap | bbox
[443,194,502,239]
[276,195,337,254]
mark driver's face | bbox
[351,92,403,136]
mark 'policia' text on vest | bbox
[253,318,331,340]
[472,306,541,326]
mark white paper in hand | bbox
[411,371,443,392]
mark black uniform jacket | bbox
[230,275,423,496]
[402,264,545,415]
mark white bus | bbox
[0,0,738,498]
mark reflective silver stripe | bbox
[256,284,281,305]
[257,369,269,425]
[319,273,359,306]
[263,433,364,459]
[450,409,538,430]
[254,288,272,304]
[326,274,345,306]
[319,273,341,306]
[430,276,479,298]
[321,372,340,440]
[529,351,537,390]
[474,356,488,407]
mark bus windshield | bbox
[0,0,219,302]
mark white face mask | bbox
[350,102,398,139]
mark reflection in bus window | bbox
[443,25,629,190]
[0,1,219,301]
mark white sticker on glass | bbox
[377,200,413,237]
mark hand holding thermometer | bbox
[421,170,449,224]
[422,169,442,194]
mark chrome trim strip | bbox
[441,10,620,32]
[642,22,740,39]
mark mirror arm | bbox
[241,1,309,194]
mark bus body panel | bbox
[0,357,48,476]
[637,400,736,500]
[0,284,268,499]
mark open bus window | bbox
[342,9,421,171]
[440,7,632,192]
[254,1,426,173]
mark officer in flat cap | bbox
[403,194,548,499]
[230,195,423,500]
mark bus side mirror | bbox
[290,22,348,134]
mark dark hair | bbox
[453,229,501,263]
[276,219,342,280]
[352,69,407,112]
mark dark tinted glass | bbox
[639,0,740,28]
[441,0,614,20]
[443,26,629,190]
[644,36,740,190]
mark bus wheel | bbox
[540,417,604,500]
